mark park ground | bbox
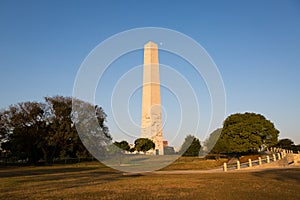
[1,159,300,200]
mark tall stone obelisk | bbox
[141,41,164,155]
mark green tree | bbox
[292,144,300,152]
[0,96,111,164]
[1,102,47,163]
[114,140,130,151]
[204,128,223,154]
[276,138,294,149]
[134,138,155,154]
[213,112,279,154]
[0,110,12,155]
[71,98,111,159]
[179,135,201,156]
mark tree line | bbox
[112,136,201,156]
[0,96,111,164]
[0,95,202,164]
[1,96,298,164]
[205,112,299,155]
[111,138,155,154]
[174,113,298,157]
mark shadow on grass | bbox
[251,168,300,184]
[0,165,121,179]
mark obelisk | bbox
[141,41,164,155]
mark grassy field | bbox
[161,157,227,170]
[1,160,300,200]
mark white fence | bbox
[223,149,298,172]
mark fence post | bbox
[248,159,252,167]
[298,151,300,154]
[281,152,284,159]
[258,157,262,165]
[273,154,276,161]
[223,163,227,172]
[237,161,240,170]
[266,156,270,163]
[277,153,281,160]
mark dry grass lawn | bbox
[161,157,227,170]
[0,160,299,200]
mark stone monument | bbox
[141,41,164,155]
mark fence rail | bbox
[223,149,298,172]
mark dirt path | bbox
[123,165,300,176]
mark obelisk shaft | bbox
[141,41,163,155]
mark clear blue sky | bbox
[1,0,299,146]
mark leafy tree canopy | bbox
[204,128,222,154]
[179,135,201,157]
[0,96,111,164]
[276,138,294,149]
[114,140,130,151]
[134,138,155,153]
[212,112,279,154]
